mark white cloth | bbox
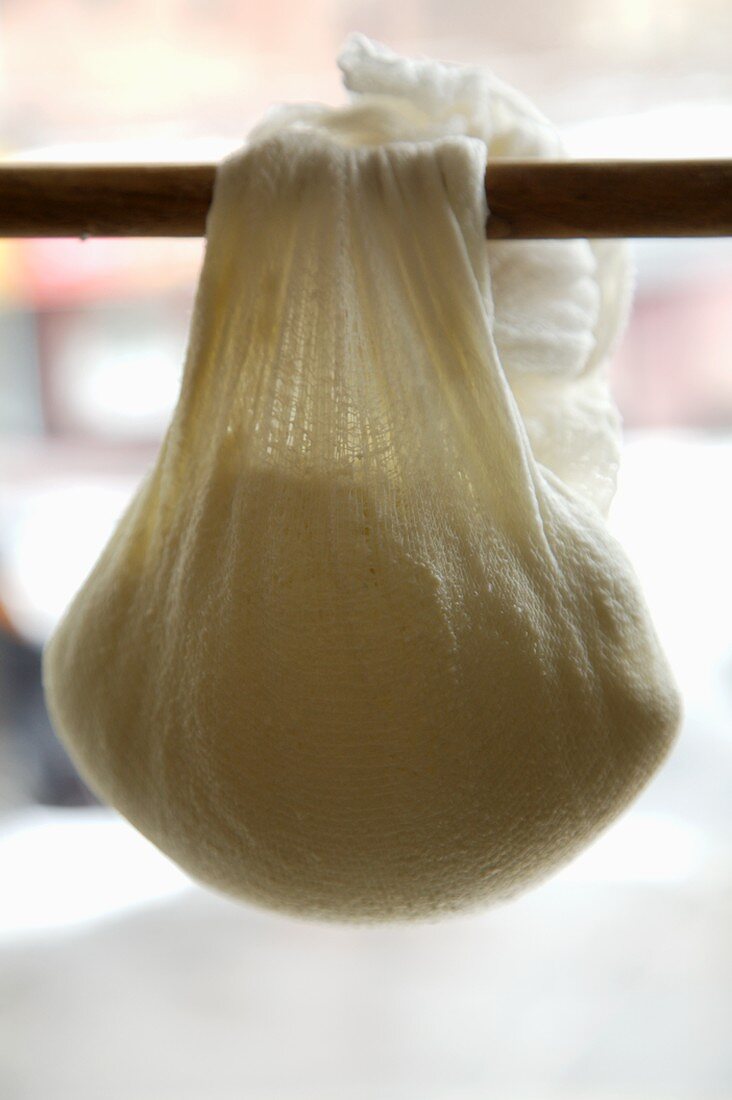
[43,37,679,922]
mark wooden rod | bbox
[0,159,729,239]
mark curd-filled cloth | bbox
[43,36,680,922]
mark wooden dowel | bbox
[485,159,732,239]
[0,159,729,239]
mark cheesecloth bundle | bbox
[43,36,680,922]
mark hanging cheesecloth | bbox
[43,36,680,922]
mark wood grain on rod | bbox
[0,159,729,239]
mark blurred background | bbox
[1,2,731,1098]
